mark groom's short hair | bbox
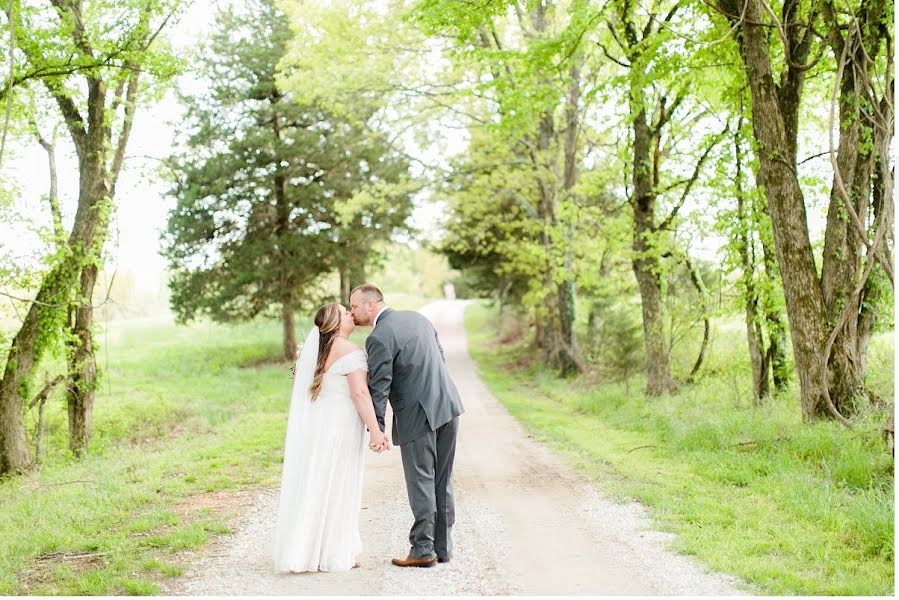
[351,283,384,303]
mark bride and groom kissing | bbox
[272,284,465,573]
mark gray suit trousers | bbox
[399,416,459,560]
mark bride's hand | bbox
[369,431,389,453]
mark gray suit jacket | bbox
[366,308,464,446]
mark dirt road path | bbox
[162,300,748,595]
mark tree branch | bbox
[657,125,727,231]
[49,0,95,60]
[683,253,710,382]
[45,83,88,153]
[827,30,894,285]
[596,38,630,67]
[0,0,14,168]
[653,89,685,133]
[32,120,66,243]
[110,67,140,183]
[27,374,66,412]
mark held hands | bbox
[368,430,390,453]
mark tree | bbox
[0,0,181,473]
[713,92,790,402]
[437,128,542,311]
[412,0,596,375]
[600,0,727,395]
[819,0,893,412]
[162,0,413,360]
[331,181,417,303]
[599,299,643,394]
[712,0,893,421]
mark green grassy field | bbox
[464,301,894,596]
[0,294,432,595]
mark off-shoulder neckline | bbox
[325,348,365,373]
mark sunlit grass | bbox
[0,294,435,595]
[0,317,289,594]
[465,301,894,596]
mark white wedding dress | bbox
[272,329,368,573]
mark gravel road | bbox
[162,300,750,596]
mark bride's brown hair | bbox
[309,303,342,401]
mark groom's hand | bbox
[369,431,390,453]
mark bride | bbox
[272,302,390,572]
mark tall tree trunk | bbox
[498,279,513,317]
[683,255,710,383]
[745,296,769,402]
[272,108,298,361]
[820,118,872,414]
[758,227,789,391]
[64,65,140,458]
[533,116,579,373]
[281,296,297,361]
[819,0,888,412]
[0,4,153,471]
[720,0,836,421]
[630,105,676,396]
[522,0,580,376]
[540,275,556,365]
[555,279,579,375]
[67,264,98,457]
[38,114,95,457]
[340,266,350,303]
[735,120,769,401]
[588,249,611,338]
[0,158,111,472]
[857,121,892,375]
[533,308,545,351]
[339,246,366,301]
[633,256,674,395]
[476,2,579,374]
[338,265,353,302]
[350,263,366,295]
[555,59,582,377]
[65,144,115,458]
[617,0,678,396]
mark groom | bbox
[349,284,465,568]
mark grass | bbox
[0,317,287,595]
[0,293,435,595]
[464,301,895,596]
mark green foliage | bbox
[277,0,426,118]
[466,301,895,595]
[862,261,895,333]
[0,316,294,594]
[11,0,183,95]
[1,0,186,473]
[596,299,643,386]
[0,294,433,594]
[368,242,458,299]
[436,129,542,304]
[162,0,414,324]
[419,0,755,383]
[419,2,626,344]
